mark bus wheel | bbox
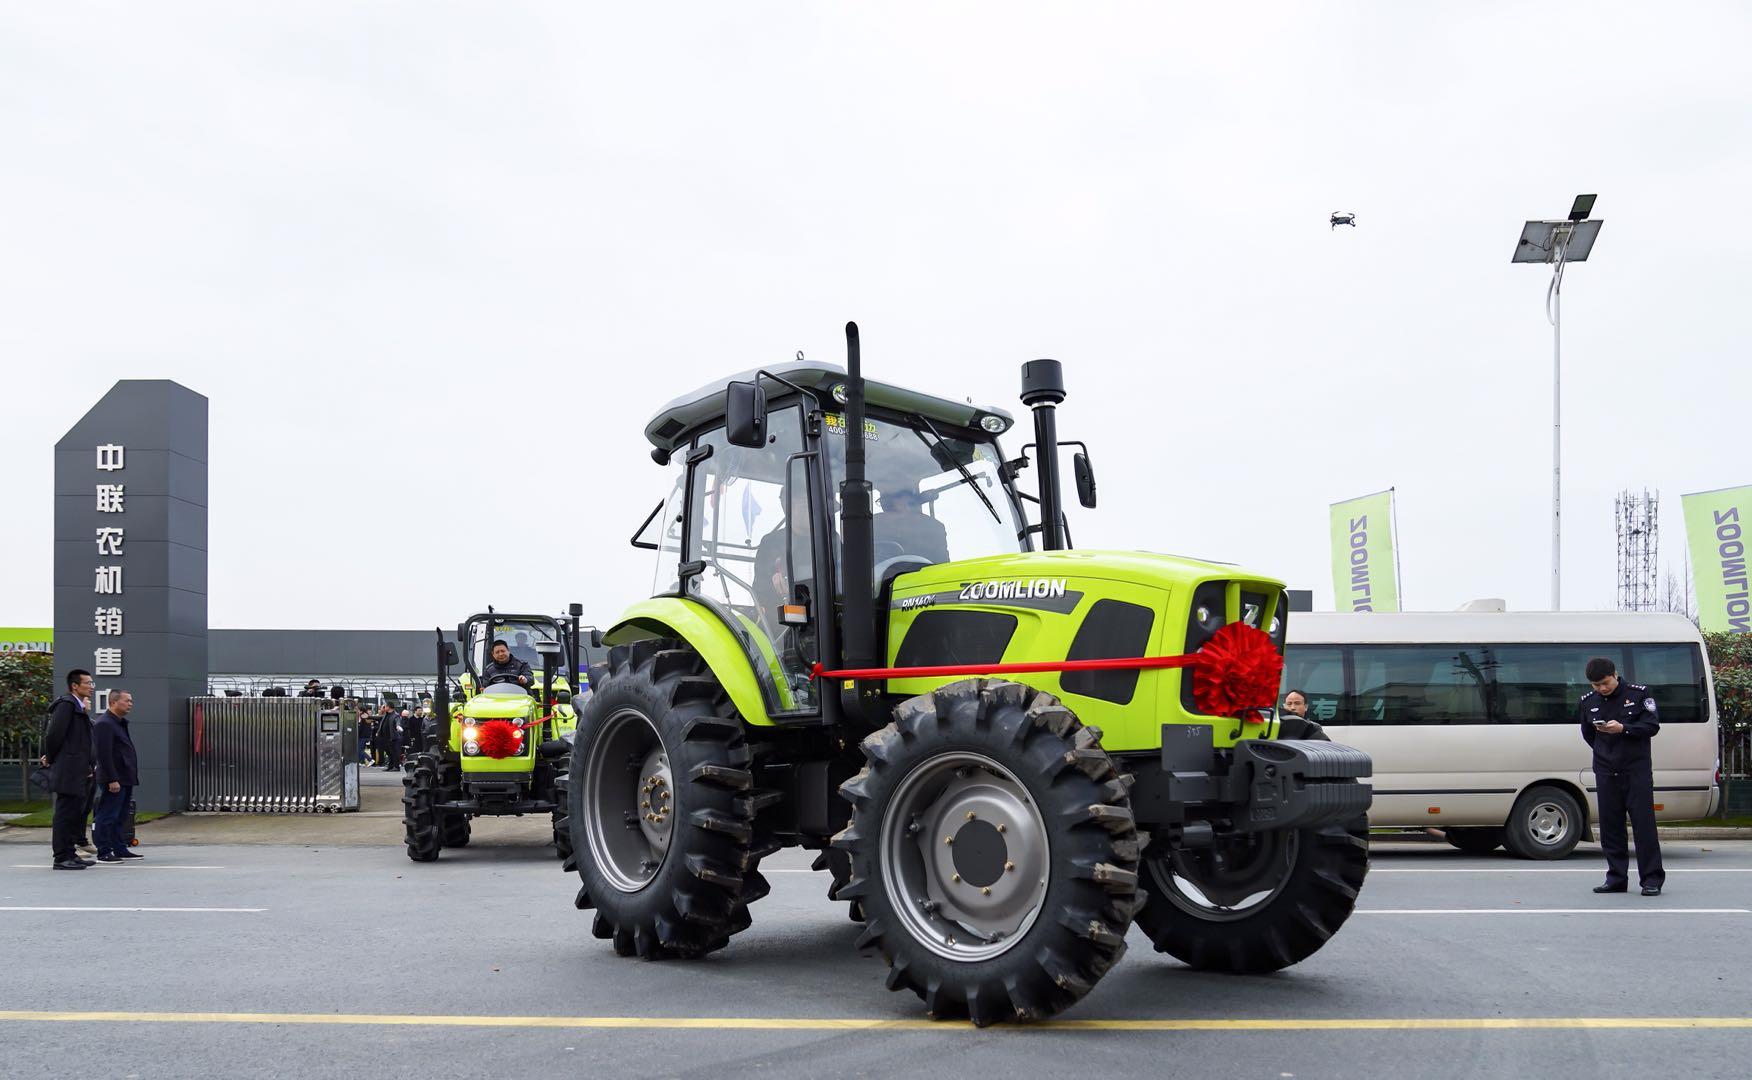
[1503,786,1583,860]
[1444,827,1503,855]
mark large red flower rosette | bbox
[474,719,523,759]
[1190,622,1284,722]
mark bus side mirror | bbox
[726,380,768,448]
[1073,451,1097,509]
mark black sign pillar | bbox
[54,381,208,814]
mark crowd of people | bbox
[357,701,432,770]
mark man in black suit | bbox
[92,689,143,862]
[41,668,96,870]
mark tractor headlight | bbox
[463,726,479,742]
[462,742,479,757]
[979,414,1007,433]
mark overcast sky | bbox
[4,3,1749,631]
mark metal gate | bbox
[188,697,360,812]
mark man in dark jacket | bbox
[40,668,96,870]
[1579,656,1665,896]
[92,690,143,861]
[482,640,533,692]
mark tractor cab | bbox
[632,360,1034,721]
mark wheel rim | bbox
[1526,801,1570,847]
[1150,830,1299,922]
[879,752,1049,963]
[583,707,673,893]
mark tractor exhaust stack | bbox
[1021,359,1067,550]
[839,322,878,710]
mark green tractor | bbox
[565,325,1372,1023]
[403,607,588,862]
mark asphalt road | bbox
[3,829,1749,1080]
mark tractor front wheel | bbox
[836,679,1140,1025]
[1134,815,1368,972]
[401,753,443,862]
[567,640,767,959]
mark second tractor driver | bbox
[483,639,533,692]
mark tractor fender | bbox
[602,597,775,726]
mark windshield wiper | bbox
[911,417,1000,524]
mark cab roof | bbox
[643,361,1016,453]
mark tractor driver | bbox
[483,639,533,693]
[874,483,950,565]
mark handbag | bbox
[29,764,53,793]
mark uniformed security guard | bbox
[1578,657,1664,896]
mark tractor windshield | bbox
[824,411,1025,571]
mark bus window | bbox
[1352,645,1490,725]
[1628,644,1706,723]
[1281,645,1347,726]
[1487,644,1625,725]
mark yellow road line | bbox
[1,1011,1750,1032]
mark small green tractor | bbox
[564,325,1372,1023]
[403,607,587,862]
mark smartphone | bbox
[1591,719,1609,729]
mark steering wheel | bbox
[874,540,906,561]
[484,673,527,689]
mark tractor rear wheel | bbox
[401,753,443,862]
[836,679,1140,1025]
[567,640,765,959]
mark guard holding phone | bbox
[1578,657,1664,896]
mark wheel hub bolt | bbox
[944,836,954,845]
[1004,861,1015,873]
[965,811,976,821]
[951,873,961,883]
[981,887,991,896]
[996,823,1006,834]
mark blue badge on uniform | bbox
[1644,698,1657,712]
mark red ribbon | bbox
[811,621,1283,723]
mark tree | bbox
[1705,632,1752,736]
[0,651,54,740]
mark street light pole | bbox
[1514,195,1602,612]
[1550,233,1565,613]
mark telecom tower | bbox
[1615,489,1659,612]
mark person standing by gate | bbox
[1579,657,1665,896]
[92,690,142,861]
[40,669,95,870]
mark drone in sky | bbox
[1330,211,1356,230]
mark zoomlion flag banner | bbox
[1682,485,1752,633]
[1329,490,1400,612]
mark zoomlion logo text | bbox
[1347,516,1374,612]
[958,579,1067,602]
[1713,508,1751,632]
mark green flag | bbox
[1682,485,1752,633]
[1330,490,1400,612]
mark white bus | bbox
[1283,611,1721,858]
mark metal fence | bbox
[0,731,46,802]
[187,697,360,812]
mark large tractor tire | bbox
[552,773,574,864]
[401,753,444,862]
[442,813,471,848]
[566,640,768,959]
[835,680,1140,1026]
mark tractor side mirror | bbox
[725,380,768,448]
[554,690,573,705]
[441,642,459,668]
[1073,451,1097,509]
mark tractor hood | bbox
[460,691,539,721]
[889,549,1252,600]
